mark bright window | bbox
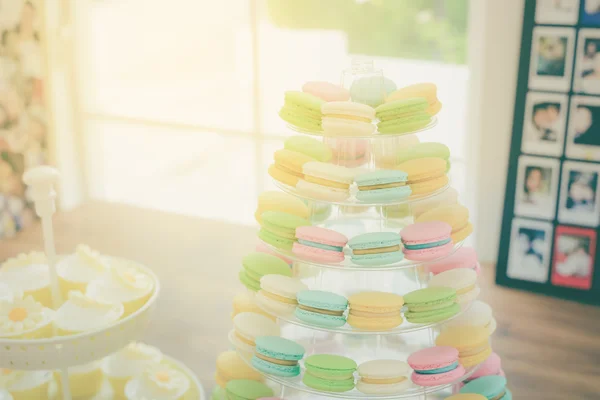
[74,0,470,224]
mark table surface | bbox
[2,202,600,400]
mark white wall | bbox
[470,0,526,263]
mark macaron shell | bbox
[435,326,490,352]
[349,291,405,312]
[251,356,300,377]
[401,221,453,245]
[347,313,403,331]
[303,161,356,184]
[295,226,348,247]
[469,352,502,380]
[284,135,333,162]
[256,191,310,222]
[404,302,460,323]
[255,336,305,360]
[452,222,474,243]
[256,291,296,315]
[297,290,348,311]
[225,379,274,400]
[409,174,449,195]
[255,242,293,266]
[378,115,431,134]
[351,251,404,266]
[304,354,358,376]
[427,246,479,275]
[215,351,263,385]
[292,242,345,263]
[349,232,402,249]
[268,164,302,187]
[322,118,376,137]
[302,372,355,392]
[260,275,307,299]
[356,186,412,203]
[295,307,347,328]
[429,268,478,292]
[296,179,350,202]
[273,149,317,174]
[356,378,411,395]
[460,375,508,398]
[232,312,280,344]
[258,228,295,251]
[457,286,481,305]
[395,142,450,164]
[358,359,411,378]
[411,365,465,386]
[302,81,350,102]
[460,345,492,368]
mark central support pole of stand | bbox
[23,166,72,400]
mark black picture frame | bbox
[496,0,600,305]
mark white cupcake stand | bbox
[0,167,161,400]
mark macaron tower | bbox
[210,66,508,399]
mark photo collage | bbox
[500,0,600,301]
[0,0,47,239]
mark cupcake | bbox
[53,361,104,399]
[57,245,108,298]
[87,261,154,317]
[54,291,124,336]
[0,296,54,339]
[0,252,52,307]
[102,342,162,398]
[0,369,53,399]
[124,363,190,400]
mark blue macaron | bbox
[460,376,512,399]
[251,336,305,377]
[295,290,348,328]
[355,170,412,203]
[348,232,404,266]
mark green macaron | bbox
[403,287,459,323]
[225,379,274,400]
[240,252,291,291]
[259,211,311,251]
[279,91,324,131]
[284,136,332,162]
[375,98,431,134]
[303,354,357,393]
[396,142,450,165]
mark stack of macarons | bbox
[417,204,473,243]
[400,221,454,261]
[436,326,492,368]
[429,268,480,305]
[295,290,348,328]
[303,354,357,393]
[348,232,404,266]
[302,81,350,102]
[375,98,432,134]
[297,162,356,202]
[292,226,348,263]
[321,101,376,136]
[256,275,307,316]
[397,157,449,196]
[427,247,481,276]
[258,211,310,251]
[408,346,466,387]
[385,82,442,116]
[403,287,460,324]
[279,91,324,131]
[252,336,305,378]
[347,291,405,331]
[356,359,411,395]
[239,252,291,292]
[350,75,397,107]
[355,170,411,203]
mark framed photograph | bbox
[573,29,600,94]
[529,27,575,91]
[507,218,553,283]
[581,0,600,25]
[514,156,560,220]
[536,0,580,25]
[566,96,600,160]
[558,161,600,226]
[521,92,568,156]
[552,225,596,290]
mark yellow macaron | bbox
[215,350,263,388]
[397,157,448,196]
[269,149,315,187]
[255,191,310,223]
[386,83,442,116]
[231,291,275,321]
[416,204,473,243]
[347,291,404,331]
[435,326,492,368]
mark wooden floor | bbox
[1,202,599,399]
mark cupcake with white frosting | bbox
[87,261,154,317]
[54,291,124,336]
[0,296,54,339]
[125,363,190,400]
[0,252,52,307]
[57,245,108,298]
[0,369,53,399]
[102,342,162,398]
[53,360,104,399]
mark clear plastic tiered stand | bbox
[232,64,482,399]
[0,167,160,400]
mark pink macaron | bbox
[256,242,293,266]
[292,226,348,263]
[302,81,350,102]
[467,352,502,381]
[426,246,481,275]
[400,221,454,261]
[408,346,466,387]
